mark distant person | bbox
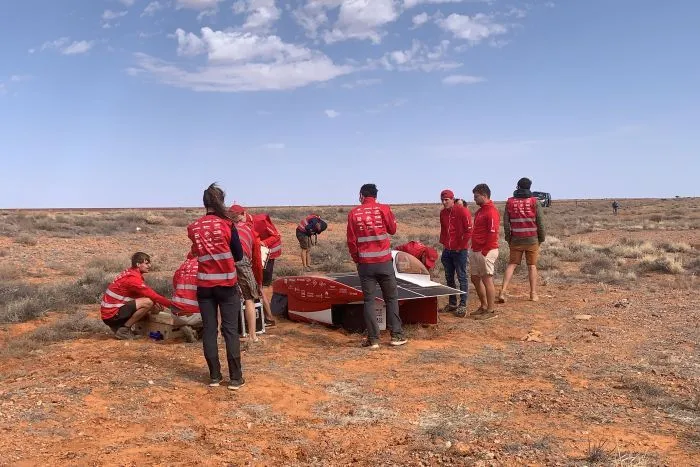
[100,252,172,340]
[187,183,245,390]
[455,198,468,208]
[498,177,546,304]
[230,205,264,344]
[296,214,327,270]
[170,252,203,343]
[469,183,500,319]
[347,183,407,348]
[439,189,472,317]
[612,200,620,215]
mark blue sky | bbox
[1,0,698,208]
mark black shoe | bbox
[390,335,408,346]
[361,339,380,349]
[209,376,223,387]
[228,377,245,390]
[264,319,276,327]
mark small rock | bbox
[148,380,154,385]
[574,314,592,320]
[445,441,452,449]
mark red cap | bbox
[229,204,245,214]
[440,189,454,200]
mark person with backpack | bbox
[612,200,620,215]
[296,214,327,270]
[346,183,407,349]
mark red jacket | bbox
[439,205,472,250]
[505,196,538,239]
[252,213,282,259]
[171,257,199,314]
[100,267,172,320]
[395,241,439,270]
[187,214,238,288]
[347,197,397,264]
[236,221,264,286]
[471,201,500,254]
[297,214,322,235]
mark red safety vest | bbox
[187,214,238,287]
[395,241,439,270]
[252,213,282,259]
[100,268,171,320]
[506,197,538,239]
[236,221,255,259]
[347,197,397,264]
[171,257,199,314]
[297,214,320,234]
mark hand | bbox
[154,303,164,312]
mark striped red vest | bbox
[171,257,199,314]
[235,221,255,260]
[506,197,538,239]
[187,214,238,287]
[347,201,394,264]
[100,268,141,319]
[252,214,282,259]
[297,214,320,233]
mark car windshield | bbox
[395,251,429,275]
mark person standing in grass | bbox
[469,183,500,319]
[100,252,172,340]
[347,183,407,349]
[439,189,472,317]
[296,213,327,270]
[187,183,245,390]
[497,177,546,303]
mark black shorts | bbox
[262,259,275,286]
[103,301,137,332]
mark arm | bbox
[129,277,172,308]
[503,208,511,243]
[482,210,499,256]
[535,203,546,243]
[460,207,472,245]
[251,235,264,287]
[229,225,244,262]
[346,212,359,263]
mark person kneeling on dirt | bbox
[100,252,173,340]
[170,252,203,343]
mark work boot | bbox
[114,326,139,340]
[454,305,467,317]
[361,339,380,349]
[440,304,457,313]
[390,335,408,346]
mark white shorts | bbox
[469,249,499,276]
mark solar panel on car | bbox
[327,274,462,300]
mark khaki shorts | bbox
[469,249,499,276]
[235,257,260,301]
[296,230,312,250]
[509,243,540,266]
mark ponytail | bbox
[203,183,230,220]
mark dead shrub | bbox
[580,256,616,275]
[14,233,37,246]
[0,263,23,281]
[684,258,700,275]
[637,255,684,274]
[538,254,560,270]
[605,240,656,259]
[145,214,168,225]
[311,240,355,273]
[274,263,303,277]
[658,241,692,253]
[86,257,125,273]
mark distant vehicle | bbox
[532,191,551,207]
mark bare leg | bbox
[528,265,539,301]
[124,297,155,327]
[482,275,496,311]
[261,291,274,321]
[471,275,487,310]
[243,299,258,342]
[498,263,517,301]
[305,249,311,267]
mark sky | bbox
[0,0,698,208]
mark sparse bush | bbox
[637,255,684,274]
[14,233,37,246]
[538,254,560,270]
[145,214,168,225]
[274,263,303,277]
[87,256,125,273]
[0,263,23,281]
[605,240,656,258]
[580,256,616,275]
[146,275,173,298]
[311,240,355,273]
[685,258,700,275]
[658,241,692,253]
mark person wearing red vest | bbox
[346,183,407,349]
[100,252,173,339]
[395,241,439,270]
[170,252,202,343]
[229,204,263,344]
[296,214,326,270]
[251,213,282,287]
[187,183,245,390]
[469,183,500,319]
[498,177,546,303]
[439,188,473,317]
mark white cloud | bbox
[412,12,429,27]
[442,74,485,85]
[365,98,407,114]
[10,75,31,82]
[133,27,353,92]
[403,0,489,8]
[119,0,136,6]
[341,78,381,88]
[234,0,281,32]
[102,9,128,20]
[378,40,460,72]
[324,109,340,118]
[263,142,285,149]
[437,13,507,44]
[142,1,165,16]
[175,0,223,10]
[293,0,398,44]
[39,38,94,55]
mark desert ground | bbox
[0,197,698,466]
